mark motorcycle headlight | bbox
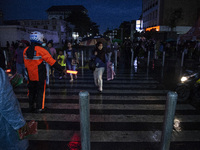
[181,76,188,82]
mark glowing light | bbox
[67,133,81,150]
[72,32,79,40]
[181,76,188,82]
[145,26,160,31]
[136,20,143,32]
[66,70,78,74]
[5,69,11,73]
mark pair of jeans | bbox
[93,67,105,91]
[16,63,28,80]
[66,59,76,76]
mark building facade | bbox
[0,10,3,25]
[46,5,87,20]
[0,25,59,47]
[142,0,200,34]
[18,19,73,46]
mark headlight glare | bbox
[181,76,188,82]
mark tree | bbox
[168,8,183,31]
[65,11,99,37]
[119,21,131,39]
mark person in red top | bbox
[23,31,64,113]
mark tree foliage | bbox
[65,11,99,37]
[168,8,183,31]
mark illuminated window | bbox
[145,26,160,31]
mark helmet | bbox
[30,31,44,44]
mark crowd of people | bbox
[0,38,80,84]
[0,30,116,149]
[1,29,200,149]
[0,31,66,149]
[122,38,200,66]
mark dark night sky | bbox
[0,0,142,33]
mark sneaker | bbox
[36,107,47,113]
[70,79,73,83]
[97,89,103,93]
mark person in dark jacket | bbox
[92,42,107,92]
[0,48,5,70]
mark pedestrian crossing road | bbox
[15,68,200,150]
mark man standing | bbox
[23,31,64,113]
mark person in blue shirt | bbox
[0,67,29,150]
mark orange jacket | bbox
[23,45,57,81]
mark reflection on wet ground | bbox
[14,56,200,150]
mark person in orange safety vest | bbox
[23,31,65,113]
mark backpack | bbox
[89,58,96,71]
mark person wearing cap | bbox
[23,31,65,113]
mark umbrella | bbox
[79,39,97,46]
[79,38,108,46]
[96,38,107,44]
[112,39,122,43]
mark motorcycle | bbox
[175,69,200,102]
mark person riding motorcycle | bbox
[175,68,200,102]
[23,31,64,113]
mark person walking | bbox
[64,42,79,82]
[14,41,29,80]
[23,31,64,113]
[57,50,66,79]
[42,39,51,87]
[92,42,107,92]
[47,41,57,78]
[0,67,29,150]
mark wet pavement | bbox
[14,55,200,150]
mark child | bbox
[57,51,66,79]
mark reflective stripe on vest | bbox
[24,56,42,60]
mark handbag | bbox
[89,58,96,71]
